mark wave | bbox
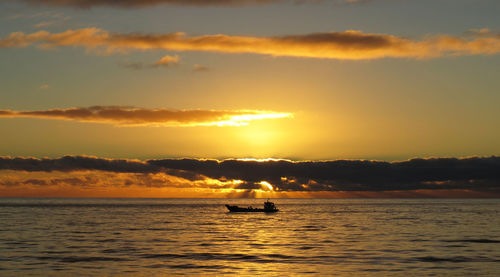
[415,256,499,263]
[139,252,331,264]
[443,239,500,244]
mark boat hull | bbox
[225,205,278,213]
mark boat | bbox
[225,199,279,213]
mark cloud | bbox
[16,0,282,8]
[13,0,363,8]
[121,55,180,70]
[465,28,500,39]
[120,61,147,70]
[0,171,207,189]
[1,28,500,60]
[193,64,209,71]
[0,156,159,173]
[0,170,238,200]
[6,11,72,29]
[33,21,55,28]
[1,156,500,195]
[0,106,293,126]
[6,11,71,20]
[147,157,500,192]
[153,54,179,67]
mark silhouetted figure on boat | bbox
[226,199,279,213]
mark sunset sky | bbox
[1,0,499,197]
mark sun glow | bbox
[237,158,291,162]
[209,112,293,127]
[258,181,274,191]
[230,112,292,122]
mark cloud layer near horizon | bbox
[0,106,292,126]
[1,156,499,194]
[1,28,500,60]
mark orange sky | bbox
[1,0,499,198]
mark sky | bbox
[0,0,499,197]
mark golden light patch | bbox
[0,107,293,127]
[208,112,293,127]
[258,181,274,191]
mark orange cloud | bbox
[120,55,179,70]
[1,155,500,198]
[0,170,279,198]
[0,106,293,126]
[1,169,499,198]
[153,54,179,67]
[1,28,500,60]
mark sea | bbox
[0,198,499,276]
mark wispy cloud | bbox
[32,21,55,28]
[120,61,148,70]
[1,28,500,60]
[1,156,499,196]
[0,106,293,126]
[153,54,179,67]
[6,11,70,20]
[193,64,209,71]
[14,0,363,8]
[5,11,72,29]
[121,55,180,70]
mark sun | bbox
[258,181,274,191]
[238,121,281,147]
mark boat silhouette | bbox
[225,199,279,213]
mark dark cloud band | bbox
[1,156,499,192]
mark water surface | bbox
[1,198,499,276]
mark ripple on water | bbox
[415,256,499,263]
[443,239,500,244]
[1,198,499,276]
[168,263,239,270]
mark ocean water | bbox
[0,198,499,276]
